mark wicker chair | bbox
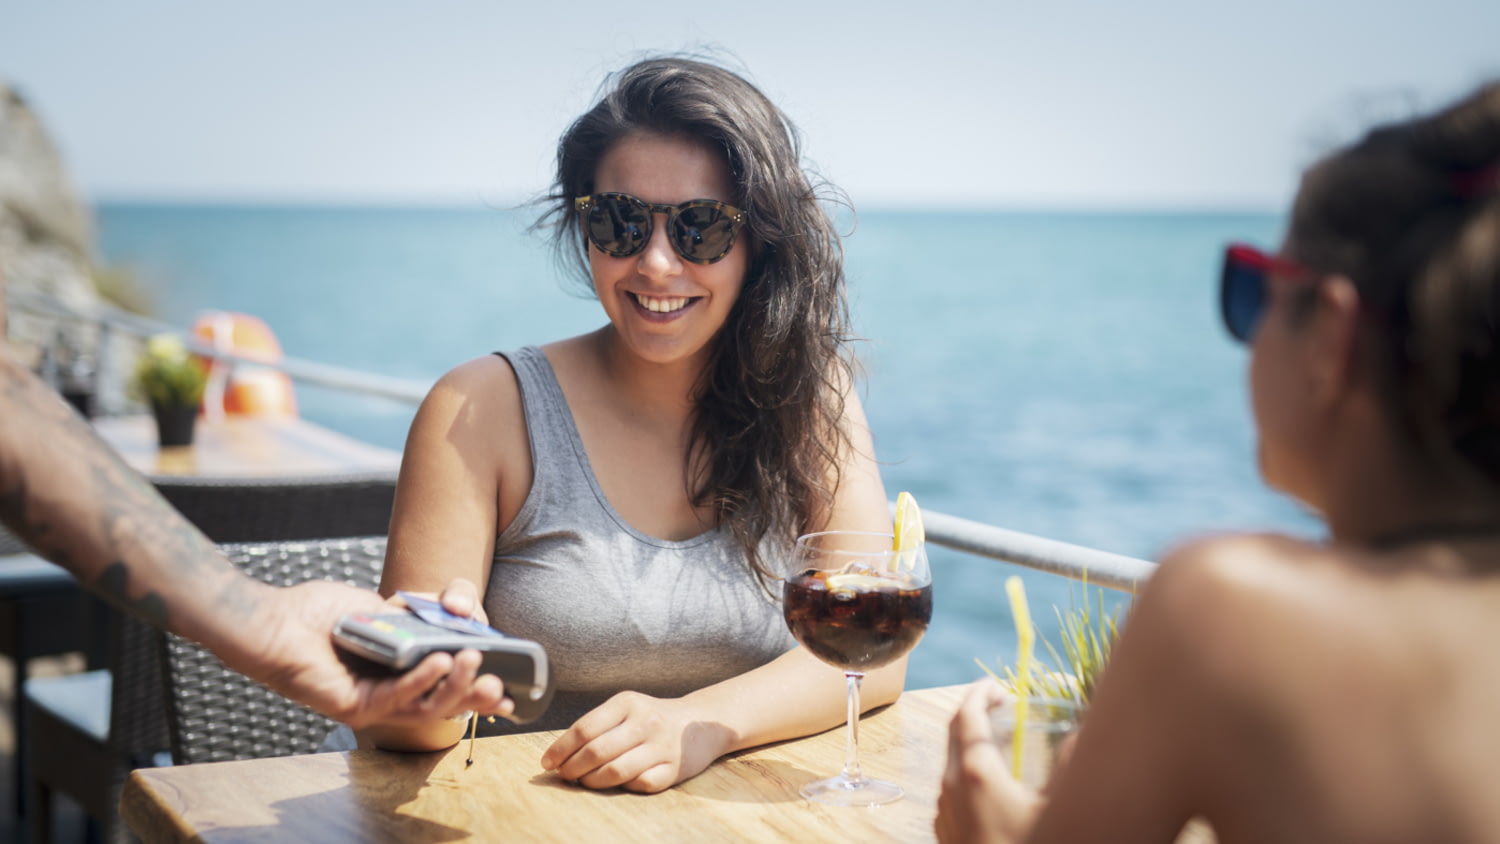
[20,472,396,843]
[23,607,166,844]
[0,527,95,823]
[152,471,398,543]
[158,536,386,764]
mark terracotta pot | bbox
[151,402,198,447]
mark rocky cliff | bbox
[0,82,132,412]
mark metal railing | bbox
[7,290,430,405]
[922,509,1153,592]
[7,290,1159,591]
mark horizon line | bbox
[90,195,1285,217]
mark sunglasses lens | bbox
[672,202,740,264]
[1221,252,1266,343]
[581,194,743,264]
[585,195,651,257]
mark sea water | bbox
[96,203,1322,689]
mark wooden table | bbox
[121,685,965,843]
[92,414,402,478]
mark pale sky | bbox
[5,1,1498,210]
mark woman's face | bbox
[1249,237,1326,509]
[586,131,749,369]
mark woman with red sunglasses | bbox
[341,56,897,792]
[938,81,1500,842]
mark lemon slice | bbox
[892,491,925,570]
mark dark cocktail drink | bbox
[784,525,932,806]
[784,570,933,672]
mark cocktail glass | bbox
[987,695,1080,789]
[783,530,933,806]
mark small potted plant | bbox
[132,333,207,447]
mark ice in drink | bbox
[783,569,932,671]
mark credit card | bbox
[396,591,504,637]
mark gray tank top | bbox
[482,346,797,734]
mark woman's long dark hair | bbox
[536,56,855,581]
[1291,80,1500,486]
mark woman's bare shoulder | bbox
[1146,532,1317,610]
[1133,533,1368,690]
[429,353,519,401]
[407,354,525,460]
[393,354,533,542]
[1150,531,1353,605]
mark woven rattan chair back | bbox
[159,535,386,765]
[152,471,397,543]
[0,527,92,825]
[22,598,171,844]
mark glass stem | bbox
[841,671,865,784]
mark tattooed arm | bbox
[0,345,509,728]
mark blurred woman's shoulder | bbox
[1140,530,1500,703]
[1135,533,1392,690]
[1147,530,1341,620]
[1151,529,1500,621]
[1140,535,1500,838]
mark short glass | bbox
[987,695,1080,789]
[783,530,933,806]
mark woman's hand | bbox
[391,576,491,625]
[540,691,735,793]
[430,577,491,626]
[935,679,1044,844]
[354,578,514,750]
[382,577,511,715]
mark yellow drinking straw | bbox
[1005,576,1033,779]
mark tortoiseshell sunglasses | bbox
[574,193,746,265]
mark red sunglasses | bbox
[1219,243,1320,343]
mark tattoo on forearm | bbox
[0,355,258,632]
[94,561,170,629]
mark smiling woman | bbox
[342,55,900,795]
[580,132,749,371]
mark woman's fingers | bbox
[438,579,488,625]
[542,702,630,774]
[548,723,677,791]
[389,580,488,627]
[947,678,1006,768]
[573,739,657,790]
[540,693,690,790]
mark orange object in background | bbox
[191,311,298,417]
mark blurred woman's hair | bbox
[537,55,855,581]
[1290,80,1500,486]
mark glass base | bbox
[800,774,904,807]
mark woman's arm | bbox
[539,383,904,792]
[812,362,895,536]
[543,642,906,792]
[356,355,530,751]
[937,541,1267,843]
